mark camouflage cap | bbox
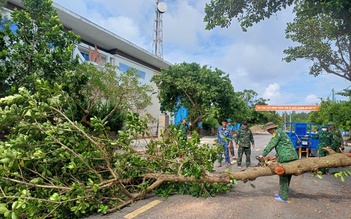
[328,122,336,126]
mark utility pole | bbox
[284,111,286,131]
[332,88,335,102]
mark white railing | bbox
[72,46,86,63]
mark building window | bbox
[80,52,89,61]
[119,62,146,79]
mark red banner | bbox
[255,105,320,111]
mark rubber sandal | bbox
[230,160,237,164]
[237,166,242,169]
[225,164,230,168]
[216,164,222,168]
[275,195,288,203]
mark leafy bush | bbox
[0,81,232,218]
[86,101,125,132]
[202,116,218,131]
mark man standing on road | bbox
[328,122,344,153]
[259,122,298,203]
[217,119,231,168]
[235,121,254,168]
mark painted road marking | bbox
[124,200,162,219]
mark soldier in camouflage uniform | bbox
[310,125,332,174]
[328,122,343,153]
[235,121,255,168]
[259,122,298,203]
[177,119,190,141]
[217,119,231,168]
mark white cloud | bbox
[52,0,350,106]
[305,94,320,104]
[163,1,208,49]
[263,83,282,104]
[54,0,154,50]
[97,15,145,47]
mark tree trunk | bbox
[144,150,351,184]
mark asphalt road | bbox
[88,134,351,219]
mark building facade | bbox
[5,0,172,135]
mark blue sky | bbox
[53,0,350,105]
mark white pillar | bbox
[158,114,169,139]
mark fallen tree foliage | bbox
[1,85,351,218]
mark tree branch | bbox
[2,177,71,190]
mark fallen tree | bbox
[0,85,351,218]
[144,150,351,184]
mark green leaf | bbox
[92,184,100,193]
[49,193,60,201]
[11,201,18,210]
[249,183,256,188]
[87,178,94,186]
[340,176,345,183]
[0,158,10,164]
[0,204,8,214]
[5,152,14,159]
[68,161,76,169]
[4,210,10,218]
[11,211,18,219]
[29,178,42,184]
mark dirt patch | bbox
[250,125,266,133]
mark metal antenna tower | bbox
[152,0,167,59]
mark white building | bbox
[5,0,172,135]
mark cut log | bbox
[144,151,351,184]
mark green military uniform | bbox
[235,127,254,167]
[262,128,298,201]
[177,123,190,141]
[311,126,332,173]
[329,127,343,153]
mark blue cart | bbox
[282,122,320,158]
